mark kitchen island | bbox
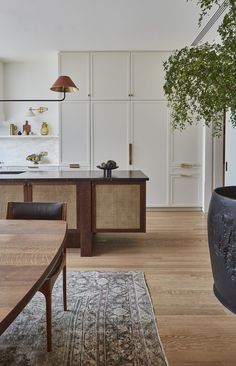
[0,170,148,256]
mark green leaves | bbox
[164,0,236,136]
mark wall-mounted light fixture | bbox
[27,106,48,117]
[0,75,78,102]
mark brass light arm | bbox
[0,90,66,103]
[0,76,79,103]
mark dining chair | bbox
[6,201,67,352]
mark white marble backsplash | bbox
[0,137,59,165]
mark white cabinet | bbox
[91,52,130,100]
[169,124,203,207]
[60,52,90,100]
[60,102,90,165]
[131,101,169,206]
[131,52,170,100]
[58,51,203,208]
[171,124,202,165]
[91,102,129,169]
[170,175,202,207]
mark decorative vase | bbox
[23,120,31,135]
[208,186,236,313]
[40,122,49,135]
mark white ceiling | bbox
[0,0,213,61]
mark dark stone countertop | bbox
[0,170,149,181]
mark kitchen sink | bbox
[0,171,26,174]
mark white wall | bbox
[0,54,60,164]
[3,54,59,134]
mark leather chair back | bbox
[6,202,67,221]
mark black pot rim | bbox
[214,186,236,201]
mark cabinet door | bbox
[131,101,169,206]
[170,124,203,166]
[131,52,171,100]
[61,102,90,166]
[91,52,130,100]
[170,175,202,207]
[60,52,90,100]
[91,101,129,169]
[93,182,143,231]
[170,124,203,207]
[32,183,77,229]
[0,184,24,218]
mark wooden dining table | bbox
[0,219,67,335]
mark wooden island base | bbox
[0,170,148,256]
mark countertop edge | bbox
[0,170,149,181]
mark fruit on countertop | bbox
[26,151,48,164]
[106,160,117,169]
[98,160,118,169]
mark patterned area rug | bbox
[0,272,168,366]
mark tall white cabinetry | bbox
[91,52,130,100]
[129,52,171,206]
[91,101,130,169]
[170,125,202,207]
[90,52,130,170]
[131,101,169,206]
[130,52,170,100]
[59,51,203,208]
[60,52,91,169]
[61,102,90,167]
[60,52,90,101]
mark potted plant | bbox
[163,0,236,136]
[163,0,236,313]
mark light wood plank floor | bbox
[67,211,236,366]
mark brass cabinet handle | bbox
[128,93,134,97]
[181,163,193,168]
[69,163,80,168]
[181,174,193,177]
[129,143,133,165]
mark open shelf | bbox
[0,135,59,138]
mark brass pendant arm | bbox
[0,90,66,102]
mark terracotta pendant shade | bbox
[50,76,79,93]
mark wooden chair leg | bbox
[40,281,52,352]
[39,256,67,351]
[63,265,67,311]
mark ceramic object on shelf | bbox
[23,121,31,135]
[40,122,49,135]
[10,124,17,135]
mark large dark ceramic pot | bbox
[208,186,236,313]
